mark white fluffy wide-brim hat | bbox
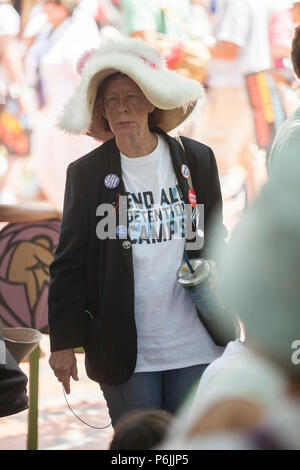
[57,37,206,141]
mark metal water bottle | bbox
[177,258,237,346]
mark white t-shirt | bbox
[208,0,271,87]
[120,134,224,373]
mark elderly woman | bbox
[48,38,227,427]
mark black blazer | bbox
[48,128,227,385]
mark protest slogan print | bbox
[124,184,186,245]
[96,186,204,249]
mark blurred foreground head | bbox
[216,151,300,381]
[215,25,300,379]
[110,410,173,450]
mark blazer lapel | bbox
[154,128,191,206]
[99,138,134,280]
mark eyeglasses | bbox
[102,93,145,111]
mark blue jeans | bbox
[100,363,208,427]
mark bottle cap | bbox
[177,258,210,286]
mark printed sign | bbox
[245,70,286,152]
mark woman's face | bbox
[98,75,155,138]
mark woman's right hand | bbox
[49,349,78,394]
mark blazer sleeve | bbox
[203,147,228,260]
[48,163,89,352]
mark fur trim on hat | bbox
[57,37,206,140]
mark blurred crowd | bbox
[0,0,300,215]
[1,0,300,451]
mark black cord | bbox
[62,385,112,430]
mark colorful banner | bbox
[245,70,286,152]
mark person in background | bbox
[268,1,294,67]
[268,25,300,173]
[0,0,27,111]
[25,0,100,209]
[0,0,33,203]
[121,0,191,48]
[268,1,298,117]
[109,409,173,450]
[22,1,48,53]
[189,0,212,41]
[92,0,122,36]
[195,0,272,203]
[293,0,300,23]
[120,0,211,140]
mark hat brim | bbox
[57,41,206,141]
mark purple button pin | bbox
[104,173,120,189]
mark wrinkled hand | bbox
[49,349,78,394]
